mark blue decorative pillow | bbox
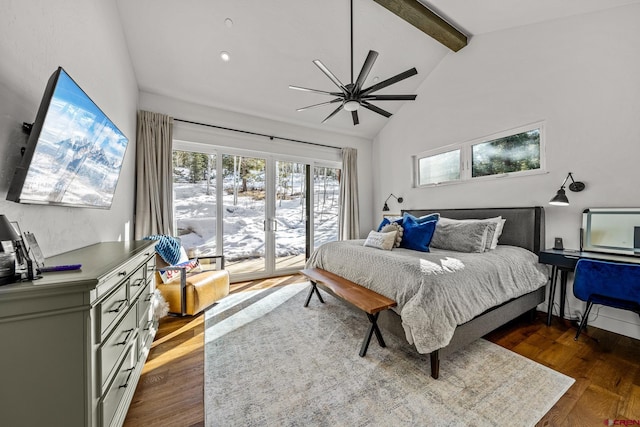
[402,212,440,225]
[377,216,403,231]
[400,216,438,252]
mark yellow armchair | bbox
[155,254,230,316]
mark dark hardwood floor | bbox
[124,274,640,427]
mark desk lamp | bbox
[0,215,19,285]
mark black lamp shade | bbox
[549,188,569,206]
[382,194,403,211]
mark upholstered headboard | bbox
[403,207,545,254]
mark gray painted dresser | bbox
[0,240,157,427]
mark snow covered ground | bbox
[173,173,339,262]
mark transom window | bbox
[414,122,545,187]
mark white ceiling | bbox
[116,0,640,139]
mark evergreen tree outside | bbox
[472,129,540,177]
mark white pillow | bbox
[363,230,397,251]
[490,218,506,249]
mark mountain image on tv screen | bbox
[12,68,128,208]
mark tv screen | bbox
[6,67,129,209]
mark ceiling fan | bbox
[289,0,418,126]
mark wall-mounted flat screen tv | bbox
[6,67,129,209]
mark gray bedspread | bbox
[306,240,548,354]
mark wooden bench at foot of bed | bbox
[300,268,397,357]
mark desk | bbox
[538,249,640,326]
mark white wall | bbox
[0,0,138,256]
[139,92,375,235]
[374,4,640,339]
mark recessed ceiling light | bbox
[224,18,233,28]
[220,51,230,62]
[372,76,380,83]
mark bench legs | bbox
[304,281,387,357]
[360,312,386,357]
[304,280,324,307]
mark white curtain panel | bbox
[339,147,360,240]
[134,110,174,239]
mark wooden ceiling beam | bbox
[372,0,467,52]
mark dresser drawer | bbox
[101,345,136,427]
[99,282,129,339]
[137,322,154,362]
[99,306,137,393]
[96,250,154,300]
[128,264,147,301]
[136,283,153,325]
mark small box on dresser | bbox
[0,240,157,427]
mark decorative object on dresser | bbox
[0,215,19,284]
[0,241,158,427]
[146,235,230,316]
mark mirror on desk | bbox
[582,208,640,255]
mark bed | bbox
[306,206,548,378]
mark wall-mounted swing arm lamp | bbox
[382,194,404,211]
[549,172,586,206]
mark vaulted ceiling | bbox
[116,0,640,139]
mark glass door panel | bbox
[222,154,267,275]
[274,161,307,272]
[173,150,217,257]
[313,166,340,250]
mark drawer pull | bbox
[144,321,153,331]
[118,271,127,277]
[115,329,135,346]
[118,368,135,389]
[107,299,127,314]
[131,278,144,287]
[144,294,153,302]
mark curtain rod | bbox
[174,118,341,150]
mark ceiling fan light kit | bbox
[290,0,418,125]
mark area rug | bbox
[204,282,574,426]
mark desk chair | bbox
[573,258,640,340]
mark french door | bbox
[173,146,339,281]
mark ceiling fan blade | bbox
[362,94,417,101]
[351,110,359,126]
[321,104,345,123]
[289,85,343,96]
[313,60,347,93]
[361,101,392,118]
[296,98,343,112]
[361,67,418,96]
[354,50,378,92]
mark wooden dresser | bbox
[0,241,157,427]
